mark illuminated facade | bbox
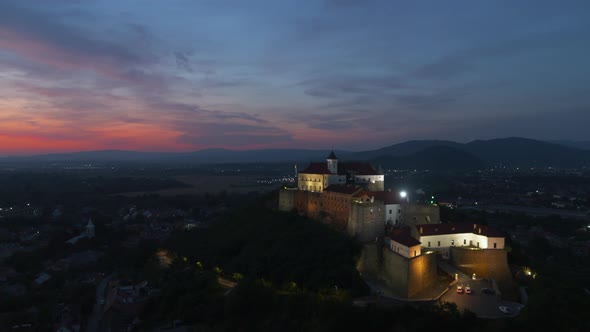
[297,151,384,192]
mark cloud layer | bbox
[1,0,589,155]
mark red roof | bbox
[324,184,363,195]
[340,162,378,175]
[299,162,333,174]
[388,228,421,247]
[416,223,505,238]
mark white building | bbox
[413,223,505,259]
[388,229,422,259]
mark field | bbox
[114,174,278,196]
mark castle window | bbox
[464,239,466,245]
[494,243,497,248]
[389,210,392,214]
[451,240,455,246]
[413,250,416,257]
[428,241,431,247]
[477,242,479,247]
[437,241,440,246]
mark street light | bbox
[400,191,407,198]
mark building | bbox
[297,151,384,192]
[359,222,508,298]
[279,151,440,242]
[387,228,422,259]
[412,222,505,259]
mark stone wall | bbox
[450,247,512,284]
[358,243,438,298]
[407,254,437,298]
[278,188,296,211]
[348,202,384,243]
[401,204,440,226]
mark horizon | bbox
[0,136,587,158]
[1,1,589,155]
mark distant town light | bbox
[400,191,407,198]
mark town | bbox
[0,156,589,331]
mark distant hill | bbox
[355,137,590,169]
[551,140,590,151]
[0,149,353,164]
[352,140,462,160]
[2,137,588,168]
[371,146,484,171]
[463,137,590,167]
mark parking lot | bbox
[440,275,522,318]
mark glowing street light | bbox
[400,191,407,198]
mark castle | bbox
[279,151,439,241]
[279,151,510,299]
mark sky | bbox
[1,0,589,155]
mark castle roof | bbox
[327,150,338,159]
[299,162,333,174]
[416,223,505,238]
[388,228,421,247]
[324,184,363,195]
[340,162,378,175]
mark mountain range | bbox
[1,137,589,170]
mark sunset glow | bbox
[1,1,589,155]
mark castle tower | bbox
[327,150,338,174]
[85,218,95,238]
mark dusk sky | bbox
[1,0,589,155]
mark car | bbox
[482,288,495,295]
[498,306,513,314]
[456,285,463,293]
[465,285,472,294]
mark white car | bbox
[465,285,472,294]
[498,306,512,314]
[456,285,463,293]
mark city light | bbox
[400,191,407,198]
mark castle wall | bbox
[407,253,437,298]
[381,248,410,297]
[357,243,380,277]
[400,204,440,226]
[358,244,438,298]
[348,202,384,243]
[321,190,352,230]
[278,188,296,211]
[450,247,512,284]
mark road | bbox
[86,273,116,332]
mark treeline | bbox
[165,198,367,293]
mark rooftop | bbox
[389,228,422,247]
[416,223,505,238]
